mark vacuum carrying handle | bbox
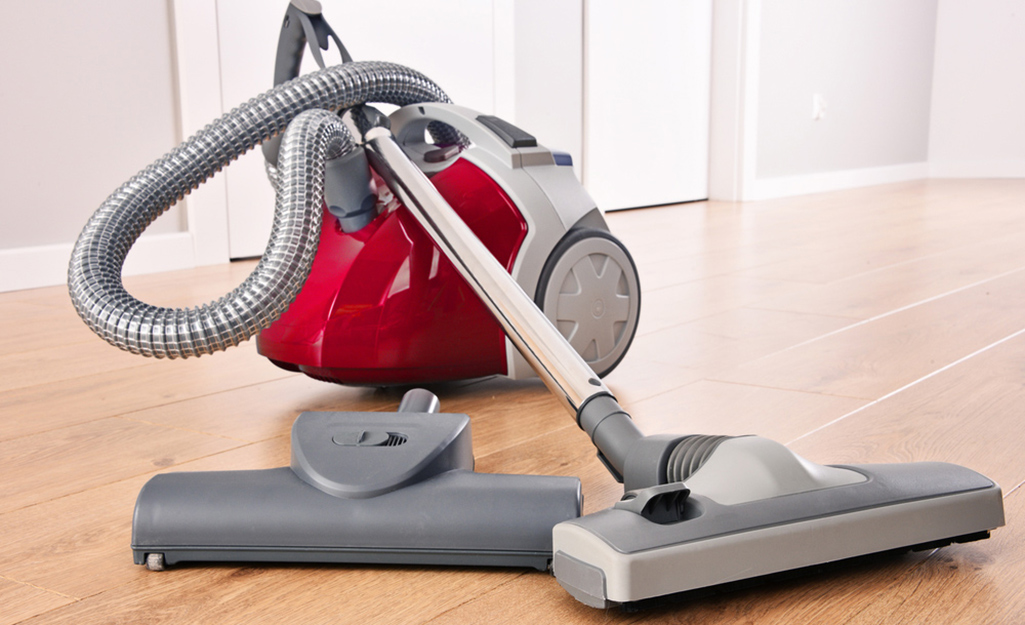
[274,0,351,86]
[364,128,643,479]
[263,0,352,167]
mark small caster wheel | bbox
[145,552,166,571]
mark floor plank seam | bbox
[829,248,954,284]
[473,424,577,465]
[609,376,705,406]
[0,441,264,517]
[0,355,285,399]
[744,304,865,322]
[705,375,873,399]
[0,375,297,446]
[0,573,79,601]
[115,415,256,444]
[420,570,531,625]
[1003,479,1025,499]
[786,326,1025,445]
[750,265,1025,361]
[0,336,101,361]
[697,377,873,402]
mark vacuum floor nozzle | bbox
[132,391,581,571]
[552,439,1004,609]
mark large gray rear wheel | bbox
[535,229,641,378]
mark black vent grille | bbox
[383,433,408,447]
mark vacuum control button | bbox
[424,144,462,163]
[476,115,538,148]
[332,430,391,447]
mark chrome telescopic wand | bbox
[364,128,644,480]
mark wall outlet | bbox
[813,93,828,121]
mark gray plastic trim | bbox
[323,147,377,232]
[681,436,866,505]
[552,552,608,609]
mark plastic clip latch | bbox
[614,483,693,524]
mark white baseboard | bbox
[929,160,1025,179]
[0,232,196,293]
[752,162,930,201]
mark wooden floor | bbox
[2,179,1023,624]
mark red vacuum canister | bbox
[258,102,642,386]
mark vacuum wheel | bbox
[535,228,640,378]
[145,553,166,571]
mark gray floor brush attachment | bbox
[132,390,582,571]
[552,436,1005,609]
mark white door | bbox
[584,0,712,210]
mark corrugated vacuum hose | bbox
[67,61,453,358]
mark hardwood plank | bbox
[0,577,74,625]
[628,307,854,372]
[611,180,1025,290]
[0,284,71,307]
[120,375,380,443]
[603,356,703,405]
[787,329,1025,497]
[752,233,1025,320]
[711,270,1025,399]
[633,244,810,293]
[0,417,242,514]
[119,373,574,459]
[0,302,97,357]
[628,380,864,444]
[423,570,618,625]
[0,340,149,395]
[604,308,851,405]
[422,378,574,458]
[17,558,525,625]
[636,274,804,336]
[0,341,292,441]
[739,224,1025,286]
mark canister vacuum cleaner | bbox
[256,97,640,385]
[67,0,1004,611]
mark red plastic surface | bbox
[257,157,528,385]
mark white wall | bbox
[929,0,1025,178]
[709,0,1024,201]
[0,0,190,291]
[754,0,937,197]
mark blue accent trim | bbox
[552,151,573,167]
